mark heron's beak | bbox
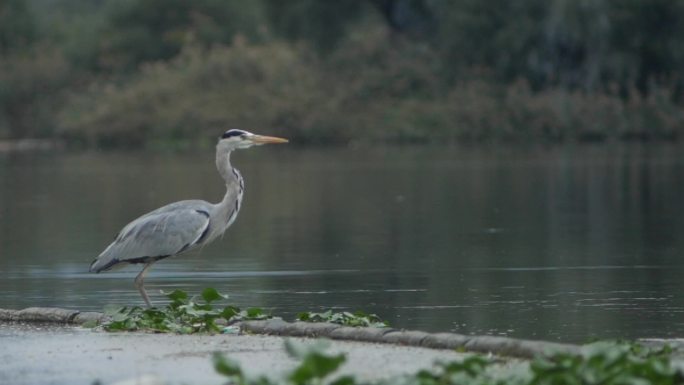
[249,134,289,144]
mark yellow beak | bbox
[249,134,289,144]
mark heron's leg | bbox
[134,262,155,308]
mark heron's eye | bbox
[221,130,244,139]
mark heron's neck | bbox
[215,146,243,204]
[216,147,236,183]
[209,145,244,238]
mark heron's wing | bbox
[90,205,211,272]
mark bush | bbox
[57,30,446,146]
[57,32,684,147]
[0,46,71,139]
[96,0,265,73]
[59,40,333,147]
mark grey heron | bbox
[88,129,288,307]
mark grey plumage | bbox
[89,201,213,272]
[88,129,287,306]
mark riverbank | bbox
[0,139,64,152]
[0,307,579,358]
[0,307,571,385]
[2,307,684,385]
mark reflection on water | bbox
[2,144,684,342]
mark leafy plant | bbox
[408,356,497,385]
[102,288,271,334]
[213,353,249,384]
[212,339,497,385]
[228,307,273,323]
[297,310,389,328]
[214,339,351,385]
[530,341,682,385]
[212,341,684,385]
[284,339,349,385]
[99,288,390,334]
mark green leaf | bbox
[201,287,227,303]
[206,339,684,385]
[103,305,124,317]
[246,308,264,317]
[296,309,389,328]
[329,375,356,385]
[284,339,308,359]
[284,338,347,383]
[289,352,346,383]
[81,319,99,328]
[213,352,243,378]
[164,289,189,303]
[221,306,240,320]
[284,339,331,359]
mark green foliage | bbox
[28,0,112,71]
[97,0,264,72]
[58,41,332,147]
[433,0,684,92]
[211,340,684,385]
[7,0,684,144]
[0,0,36,54]
[99,288,388,334]
[57,27,684,146]
[0,46,71,139]
[213,339,349,385]
[213,352,244,379]
[286,340,347,384]
[102,288,271,333]
[408,356,497,385]
[98,295,684,385]
[442,80,684,142]
[530,342,681,385]
[607,0,684,92]
[263,0,368,52]
[297,310,389,328]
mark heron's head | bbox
[218,129,288,150]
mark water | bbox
[1,144,684,342]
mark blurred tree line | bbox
[1,0,684,146]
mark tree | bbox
[97,0,263,72]
[0,0,36,54]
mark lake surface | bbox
[1,144,684,342]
